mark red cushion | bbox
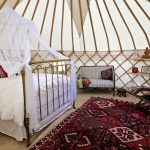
[82,77,91,87]
[101,68,113,80]
[0,65,8,78]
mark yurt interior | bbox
[0,0,150,149]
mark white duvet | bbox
[0,74,71,127]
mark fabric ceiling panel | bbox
[32,0,47,35]
[89,0,108,51]
[39,0,55,45]
[116,0,149,49]
[22,0,37,20]
[0,0,149,51]
[128,0,150,40]
[67,0,91,35]
[140,0,150,18]
[15,0,28,16]
[106,0,134,50]
[0,0,21,9]
[97,0,120,50]
[49,0,62,50]
[62,0,73,51]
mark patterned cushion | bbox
[82,77,91,87]
[0,65,8,78]
[101,68,113,80]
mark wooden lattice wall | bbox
[31,50,150,90]
[1,0,149,89]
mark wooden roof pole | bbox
[79,0,86,51]
[86,0,98,51]
[31,0,40,20]
[70,0,74,51]
[61,0,65,52]
[50,0,57,46]
[95,0,110,51]
[104,0,123,51]
[22,0,31,17]
[135,0,150,21]
[123,0,150,47]
[40,0,49,34]
[13,0,20,9]
[0,0,7,9]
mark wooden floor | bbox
[0,89,140,150]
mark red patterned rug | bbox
[29,97,150,150]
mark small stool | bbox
[117,88,127,97]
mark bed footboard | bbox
[21,58,72,146]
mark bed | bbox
[0,59,76,145]
[0,7,76,146]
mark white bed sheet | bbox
[0,73,72,140]
[33,73,71,109]
[32,73,72,132]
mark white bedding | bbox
[0,73,71,127]
[0,119,26,141]
[0,76,24,126]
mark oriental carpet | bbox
[29,97,150,150]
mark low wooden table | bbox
[127,87,150,113]
[129,87,150,103]
[116,88,127,97]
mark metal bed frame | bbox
[21,58,74,146]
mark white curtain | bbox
[0,7,30,75]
